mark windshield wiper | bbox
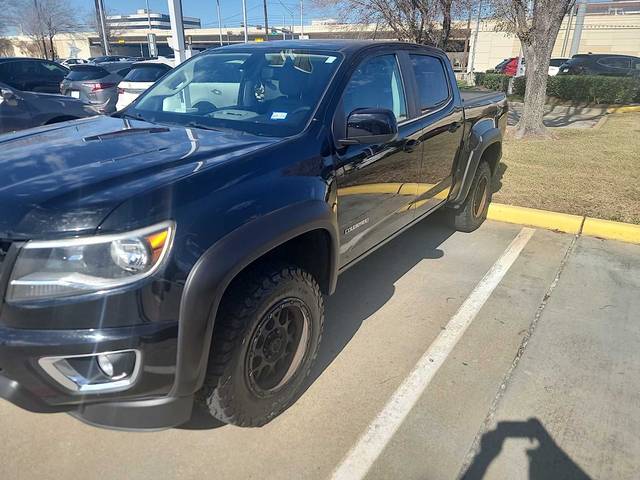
[184,121,223,132]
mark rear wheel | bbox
[197,263,324,427]
[446,161,492,232]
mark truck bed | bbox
[461,89,507,109]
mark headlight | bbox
[7,221,174,302]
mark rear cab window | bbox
[409,54,451,111]
[66,66,109,81]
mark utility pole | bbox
[467,0,482,79]
[569,0,587,57]
[282,14,286,40]
[216,0,223,46]
[300,0,304,38]
[561,5,575,57]
[95,0,110,55]
[242,0,248,43]
[263,0,269,41]
[167,0,186,63]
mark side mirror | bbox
[0,88,20,106]
[339,108,398,146]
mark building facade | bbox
[107,9,201,31]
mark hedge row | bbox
[474,72,640,104]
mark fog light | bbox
[96,352,136,380]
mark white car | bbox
[115,59,173,111]
[548,58,569,76]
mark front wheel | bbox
[446,161,493,232]
[197,264,324,427]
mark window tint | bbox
[66,66,109,81]
[550,59,567,67]
[124,64,171,82]
[41,62,68,76]
[598,57,631,69]
[117,68,132,77]
[0,62,17,80]
[343,54,407,122]
[410,54,450,110]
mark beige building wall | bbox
[1,33,93,59]
[469,14,640,72]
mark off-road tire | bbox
[446,161,493,232]
[196,264,324,427]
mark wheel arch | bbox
[449,120,502,206]
[170,200,339,397]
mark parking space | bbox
[0,216,638,480]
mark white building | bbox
[107,9,201,31]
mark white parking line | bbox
[331,227,536,480]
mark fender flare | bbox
[169,200,339,397]
[449,121,502,205]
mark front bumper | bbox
[0,321,193,429]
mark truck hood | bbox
[0,115,279,238]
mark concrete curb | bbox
[487,203,640,245]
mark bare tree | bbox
[9,0,79,60]
[492,0,575,137]
[314,0,459,49]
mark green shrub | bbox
[476,72,640,104]
[474,72,511,92]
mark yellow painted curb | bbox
[487,204,583,234]
[582,217,640,244]
[606,105,640,114]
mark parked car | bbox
[115,60,173,110]
[61,58,89,67]
[0,82,97,134]
[558,53,640,77]
[548,58,569,76]
[0,40,507,430]
[0,58,69,94]
[60,62,133,114]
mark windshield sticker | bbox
[325,56,337,64]
[271,112,288,120]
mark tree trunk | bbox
[515,42,551,138]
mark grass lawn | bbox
[493,112,640,224]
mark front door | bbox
[334,53,423,266]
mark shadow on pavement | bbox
[308,215,454,387]
[179,215,455,430]
[508,107,604,128]
[462,418,591,480]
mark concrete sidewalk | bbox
[462,236,640,480]
[507,103,607,129]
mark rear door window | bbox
[123,65,171,82]
[66,66,109,81]
[598,57,631,69]
[40,61,68,77]
[409,54,451,111]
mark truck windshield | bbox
[127,49,342,137]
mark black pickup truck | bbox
[0,40,507,430]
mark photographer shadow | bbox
[462,418,591,480]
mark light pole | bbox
[300,0,304,38]
[467,0,482,80]
[96,0,110,55]
[242,0,248,43]
[216,0,223,46]
[167,0,186,63]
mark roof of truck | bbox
[209,39,445,56]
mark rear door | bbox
[38,61,69,93]
[334,51,424,266]
[405,52,464,216]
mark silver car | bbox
[60,62,132,114]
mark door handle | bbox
[403,139,421,153]
[449,121,462,132]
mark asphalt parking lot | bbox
[0,216,638,480]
